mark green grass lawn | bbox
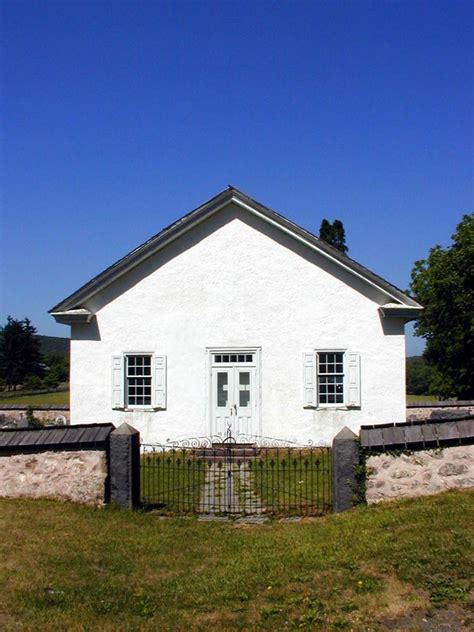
[406,394,438,403]
[251,448,332,515]
[0,390,70,406]
[0,491,472,630]
[140,451,207,511]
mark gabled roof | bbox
[50,186,422,322]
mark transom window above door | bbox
[213,353,254,364]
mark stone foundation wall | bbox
[0,406,70,427]
[407,402,474,422]
[366,445,474,504]
[0,450,107,505]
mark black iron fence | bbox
[140,434,332,516]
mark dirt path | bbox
[379,606,472,631]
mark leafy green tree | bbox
[43,352,69,383]
[406,356,435,395]
[0,317,44,390]
[410,214,473,399]
[319,218,348,254]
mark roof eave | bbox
[379,303,423,322]
[50,309,93,325]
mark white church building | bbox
[50,187,422,445]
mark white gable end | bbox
[67,199,409,444]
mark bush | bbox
[26,406,44,428]
[44,370,60,389]
[406,356,436,395]
[22,375,44,391]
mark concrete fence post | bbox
[332,426,359,512]
[109,422,140,509]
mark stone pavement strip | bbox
[198,461,267,516]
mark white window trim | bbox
[112,352,167,412]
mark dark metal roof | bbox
[0,423,114,452]
[50,186,421,313]
[360,416,474,450]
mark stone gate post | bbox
[109,422,140,509]
[332,426,359,512]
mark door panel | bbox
[211,368,233,436]
[211,365,257,437]
[233,368,254,436]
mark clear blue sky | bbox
[1,1,472,355]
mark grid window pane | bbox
[318,353,344,405]
[213,353,254,364]
[126,355,152,406]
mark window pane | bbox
[215,355,222,363]
[126,355,152,406]
[238,354,245,362]
[239,372,250,407]
[217,372,228,407]
[240,391,250,407]
[239,372,250,386]
[223,355,229,363]
[246,354,252,362]
[230,354,237,362]
[318,361,344,405]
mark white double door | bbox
[211,366,256,437]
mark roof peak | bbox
[50,187,422,316]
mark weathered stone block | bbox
[438,462,468,477]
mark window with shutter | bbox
[303,350,361,408]
[112,353,167,410]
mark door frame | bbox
[206,346,262,438]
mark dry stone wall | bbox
[0,406,70,427]
[0,450,107,505]
[366,445,474,503]
[407,402,474,422]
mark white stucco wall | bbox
[69,203,406,445]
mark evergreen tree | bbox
[332,220,348,254]
[0,317,44,390]
[319,218,348,254]
[319,219,334,244]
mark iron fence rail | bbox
[140,441,332,516]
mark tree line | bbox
[0,317,69,391]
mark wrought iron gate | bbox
[141,430,332,516]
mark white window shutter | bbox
[111,355,124,409]
[303,352,317,408]
[347,352,361,407]
[153,355,167,409]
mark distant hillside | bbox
[36,335,70,357]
